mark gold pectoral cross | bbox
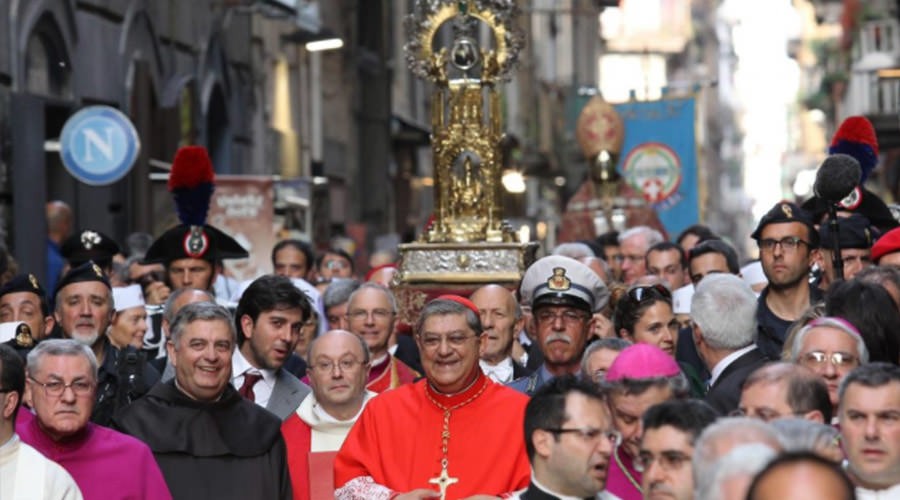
[428,467,459,500]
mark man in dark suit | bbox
[691,273,769,415]
[470,284,533,384]
[233,275,311,420]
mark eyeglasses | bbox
[535,309,589,325]
[325,260,350,270]
[28,376,94,398]
[544,427,622,447]
[634,450,693,473]
[419,334,478,350]
[627,284,671,303]
[347,309,394,322]
[310,358,366,374]
[758,236,809,253]
[800,351,858,369]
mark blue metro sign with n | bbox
[59,105,141,186]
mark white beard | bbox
[71,330,99,346]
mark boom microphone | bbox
[814,154,862,203]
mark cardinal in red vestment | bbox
[334,296,531,499]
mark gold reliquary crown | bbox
[405,0,524,243]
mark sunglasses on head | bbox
[627,284,671,303]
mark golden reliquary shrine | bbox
[393,0,537,321]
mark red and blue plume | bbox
[167,146,215,226]
[829,116,879,184]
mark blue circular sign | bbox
[59,105,140,186]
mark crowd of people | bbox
[0,120,899,500]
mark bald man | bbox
[470,284,532,384]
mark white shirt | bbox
[231,348,277,408]
[856,483,900,500]
[480,357,515,384]
[709,345,757,387]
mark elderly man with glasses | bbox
[17,339,170,500]
[343,282,419,393]
[787,317,868,419]
[335,296,531,499]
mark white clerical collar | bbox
[480,357,514,383]
[709,345,756,387]
[369,353,389,369]
[231,348,276,387]
[530,475,585,500]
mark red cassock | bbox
[333,372,531,499]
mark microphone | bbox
[814,154,862,203]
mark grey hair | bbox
[163,288,215,325]
[26,338,99,381]
[838,362,900,404]
[602,372,691,399]
[306,329,371,366]
[770,418,840,455]
[168,301,236,347]
[580,337,631,379]
[415,299,483,337]
[696,443,777,500]
[347,282,398,314]
[693,417,782,494]
[789,317,869,364]
[552,242,596,259]
[618,226,665,248]
[691,274,757,350]
[322,278,360,309]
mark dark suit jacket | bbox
[512,360,533,380]
[704,347,770,416]
[393,334,423,374]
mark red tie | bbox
[238,372,263,402]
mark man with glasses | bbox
[282,330,376,500]
[619,227,665,286]
[343,282,419,392]
[637,399,718,500]
[17,339,170,499]
[737,362,832,424]
[512,375,620,499]
[113,302,291,499]
[787,317,868,415]
[510,255,609,395]
[335,296,531,498]
[838,363,900,498]
[232,275,311,419]
[0,343,82,499]
[751,201,823,360]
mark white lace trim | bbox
[335,476,395,500]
